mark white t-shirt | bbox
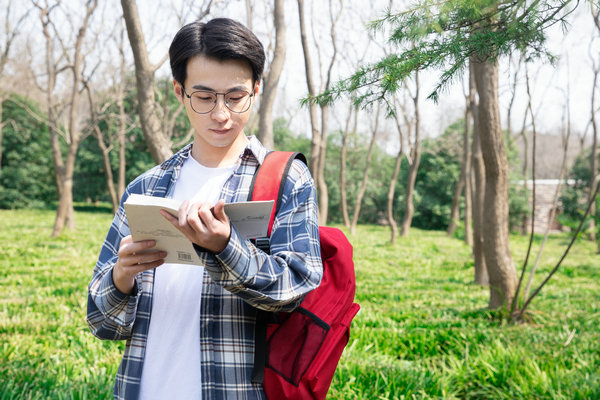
[138,155,235,400]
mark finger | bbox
[123,248,167,267]
[119,238,156,257]
[187,202,209,234]
[179,200,190,226]
[135,259,165,272]
[124,258,166,275]
[197,202,216,226]
[160,209,179,226]
[135,251,168,266]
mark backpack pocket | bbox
[266,307,329,386]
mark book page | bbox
[124,194,274,265]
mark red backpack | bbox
[249,151,360,400]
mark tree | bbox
[257,0,286,150]
[33,0,99,237]
[472,54,518,308]
[115,25,133,200]
[297,0,321,190]
[120,0,173,164]
[339,103,357,228]
[350,104,380,235]
[0,2,30,170]
[468,64,488,285]
[447,75,474,247]
[387,97,405,244]
[589,2,600,247]
[312,0,576,311]
[521,76,573,302]
[399,71,421,237]
[297,0,342,224]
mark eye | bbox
[193,92,216,102]
[226,91,248,103]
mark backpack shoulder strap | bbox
[249,150,307,385]
[248,151,307,236]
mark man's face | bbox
[174,55,257,158]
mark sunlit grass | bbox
[327,226,600,399]
[0,209,598,399]
[0,209,121,399]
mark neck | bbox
[190,134,248,168]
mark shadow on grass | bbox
[73,203,113,214]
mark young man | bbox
[87,18,323,400]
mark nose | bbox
[211,96,230,122]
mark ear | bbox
[173,80,184,104]
[253,81,260,96]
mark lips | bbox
[211,128,231,135]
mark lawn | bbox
[0,208,598,399]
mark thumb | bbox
[213,199,229,222]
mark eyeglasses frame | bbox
[181,86,255,115]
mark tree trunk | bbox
[86,86,119,213]
[464,151,473,247]
[401,72,421,237]
[523,98,572,301]
[297,0,321,183]
[519,110,530,235]
[318,104,329,225]
[506,54,522,141]
[99,137,119,213]
[114,26,128,201]
[117,83,127,201]
[471,103,488,284]
[0,100,3,170]
[298,0,340,224]
[245,0,253,31]
[350,110,379,235]
[589,66,598,243]
[39,5,64,237]
[339,104,354,228]
[473,57,518,310]
[257,0,285,150]
[448,86,474,238]
[470,63,488,285]
[592,4,600,252]
[447,172,465,236]
[54,3,96,236]
[37,2,97,236]
[387,141,403,244]
[316,0,342,225]
[121,0,172,164]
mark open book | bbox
[124,194,274,265]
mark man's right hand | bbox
[112,235,167,295]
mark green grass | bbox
[0,209,598,399]
[330,226,600,400]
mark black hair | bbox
[169,18,265,87]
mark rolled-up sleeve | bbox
[86,192,140,340]
[202,159,323,312]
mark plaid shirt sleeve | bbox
[86,196,138,340]
[86,159,174,341]
[202,159,323,312]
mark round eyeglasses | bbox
[182,87,254,114]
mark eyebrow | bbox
[191,84,250,92]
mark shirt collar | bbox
[165,135,269,172]
[243,135,269,165]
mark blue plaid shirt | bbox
[86,137,323,400]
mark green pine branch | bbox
[306,0,578,108]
